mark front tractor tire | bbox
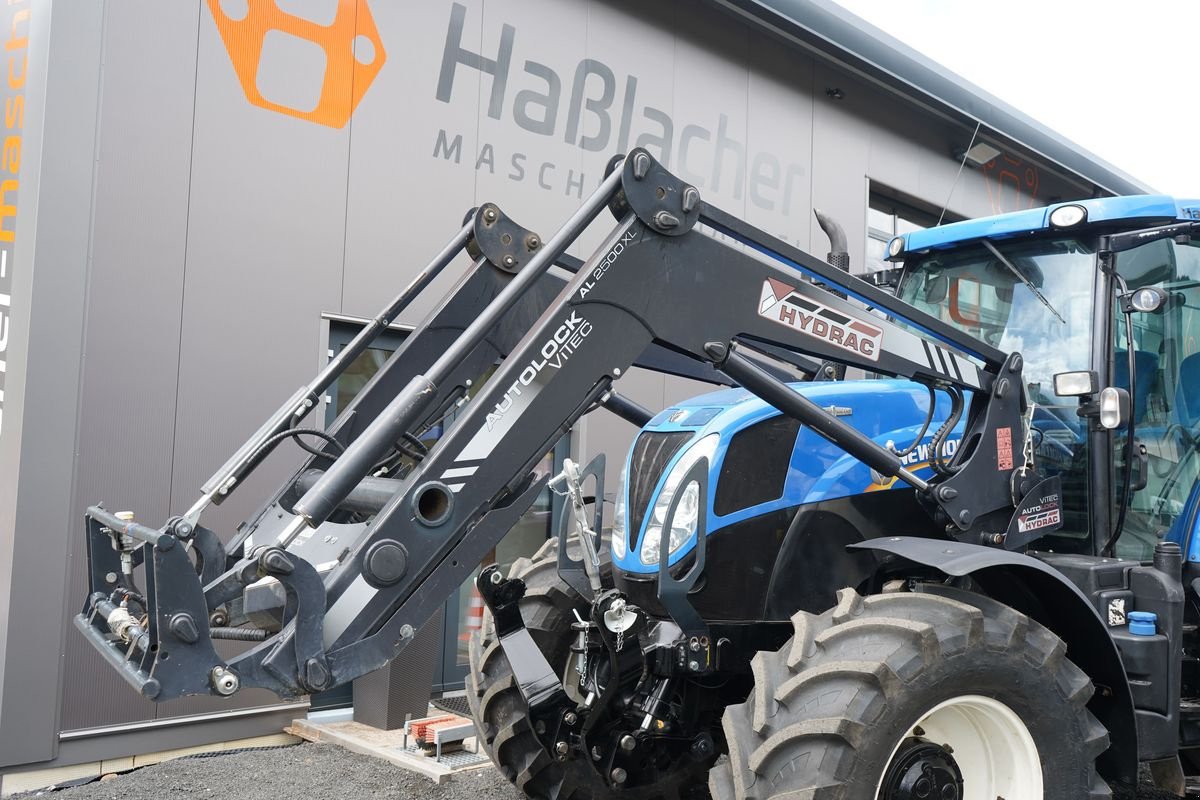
[466,537,711,800]
[711,585,1111,800]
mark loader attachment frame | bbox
[76,148,1039,715]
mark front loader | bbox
[77,148,1200,798]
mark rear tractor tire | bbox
[711,584,1111,800]
[466,537,712,799]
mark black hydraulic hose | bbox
[930,386,964,476]
[370,442,423,473]
[394,441,426,462]
[402,432,429,455]
[1104,294,1138,557]
[890,385,938,458]
[210,626,269,642]
[248,428,346,465]
[110,587,147,610]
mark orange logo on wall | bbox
[206,0,385,129]
[981,154,1041,214]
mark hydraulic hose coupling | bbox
[106,604,141,645]
[94,594,150,652]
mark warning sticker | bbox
[996,427,1013,471]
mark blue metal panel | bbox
[899,195,1198,255]
[1165,480,1200,562]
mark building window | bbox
[865,190,954,276]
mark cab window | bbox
[898,237,1098,541]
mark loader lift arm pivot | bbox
[76,149,1042,725]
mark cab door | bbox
[1110,236,1200,559]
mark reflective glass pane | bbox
[334,347,392,416]
[867,205,893,235]
[1114,239,1200,559]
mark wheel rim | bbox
[876,694,1042,800]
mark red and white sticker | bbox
[996,426,1013,471]
[1018,507,1061,534]
[758,279,882,361]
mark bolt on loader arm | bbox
[76,148,1050,706]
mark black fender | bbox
[852,536,1138,788]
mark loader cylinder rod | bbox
[601,391,654,427]
[293,469,403,515]
[293,163,626,528]
[709,343,929,493]
[192,220,474,519]
[293,375,436,526]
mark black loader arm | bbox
[76,148,1039,705]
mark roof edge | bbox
[707,0,1155,197]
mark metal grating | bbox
[393,743,490,769]
[431,694,471,716]
[714,414,801,515]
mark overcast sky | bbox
[832,0,1200,197]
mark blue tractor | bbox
[75,152,1200,798]
[471,193,1200,798]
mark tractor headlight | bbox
[1049,204,1087,228]
[610,468,627,560]
[640,434,718,565]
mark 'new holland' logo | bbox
[758,279,882,361]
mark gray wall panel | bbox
[341,0,482,324]
[0,0,103,767]
[472,0,587,251]
[742,30,815,250]
[807,61,872,272]
[59,0,202,734]
[161,0,350,719]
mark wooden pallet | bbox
[285,717,491,784]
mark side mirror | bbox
[1053,370,1099,397]
[867,267,901,291]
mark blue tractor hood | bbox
[614,378,963,574]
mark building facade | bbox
[0,0,1149,782]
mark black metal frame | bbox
[76,149,1039,712]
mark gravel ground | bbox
[10,743,1189,799]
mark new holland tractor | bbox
[75,149,1200,798]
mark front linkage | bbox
[477,457,718,788]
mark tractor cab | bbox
[891,196,1200,562]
